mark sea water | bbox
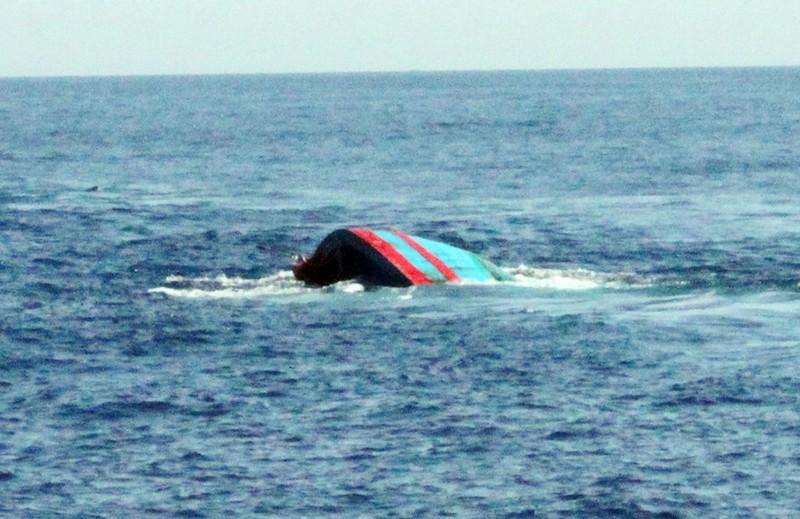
[1,68,799,517]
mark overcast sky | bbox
[1,0,798,77]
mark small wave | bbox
[505,265,650,290]
[148,271,364,299]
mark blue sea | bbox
[1,68,799,517]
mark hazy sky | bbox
[1,0,798,77]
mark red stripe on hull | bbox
[350,229,433,285]
[390,231,461,282]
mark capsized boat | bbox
[292,228,511,287]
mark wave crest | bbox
[148,271,365,299]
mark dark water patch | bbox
[653,376,767,409]
[579,499,683,519]
[31,256,78,269]
[544,427,603,441]
[26,281,71,297]
[260,389,290,398]
[61,400,182,421]
[139,504,208,518]
[343,447,388,462]
[121,343,149,357]
[502,510,538,519]
[257,344,296,360]
[336,491,374,506]
[430,117,558,137]
[514,400,558,411]
[243,369,287,383]
[295,504,345,516]
[120,223,153,235]
[152,327,216,348]
[41,481,68,493]
[730,470,755,482]
[243,369,298,397]
[0,352,80,370]
[715,450,750,463]
[592,474,646,490]
[253,503,290,515]
[138,461,183,479]
[611,393,648,402]
[558,490,586,501]
[189,402,232,418]
[393,400,444,418]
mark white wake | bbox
[148,266,647,299]
[504,265,650,290]
[148,271,365,299]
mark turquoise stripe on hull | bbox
[373,231,449,282]
[412,236,497,282]
[372,231,509,283]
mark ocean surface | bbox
[1,68,799,517]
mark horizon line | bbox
[2,64,799,81]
